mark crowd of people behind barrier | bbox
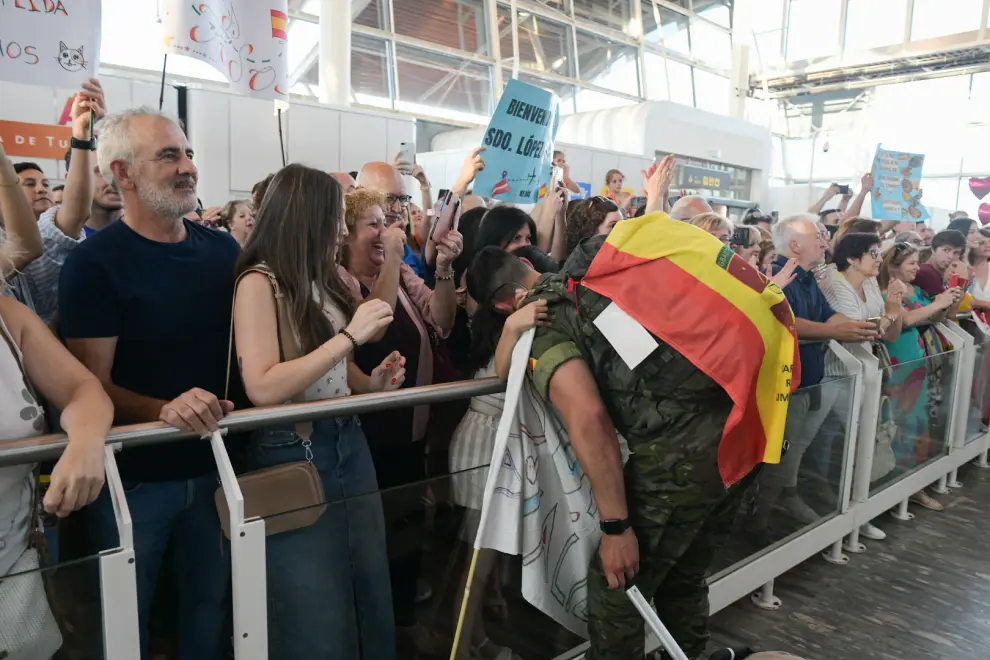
[0,78,985,660]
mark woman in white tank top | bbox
[0,294,113,658]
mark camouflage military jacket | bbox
[526,236,733,467]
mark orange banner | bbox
[0,120,72,161]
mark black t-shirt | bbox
[59,219,240,482]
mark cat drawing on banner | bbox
[55,41,86,73]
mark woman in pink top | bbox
[340,188,463,654]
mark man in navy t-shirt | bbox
[59,108,238,659]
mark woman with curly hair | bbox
[564,195,622,258]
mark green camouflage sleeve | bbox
[527,289,585,401]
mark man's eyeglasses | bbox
[385,193,412,207]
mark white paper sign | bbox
[162,0,289,102]
[593,301,659,370]
[0,0,102,88]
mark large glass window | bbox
[575,87,639,112]
[750,0,785,68]
[918,178,961,212]
[392,0,489,55]
[395,44,492,122]
[515,12,575,76]
[575,30,640,95]
[693,69,731,115]
[785,0,841,62]
[643,4,692,56]
[691,20,732,69]
[573,0,637,37]
[352,35,393,109]
[645,54,694,106]
[910,0,984,41]
[509,70,578,116]
[845,0,907,51]
[695,0,731,28]
[302,0,388,30]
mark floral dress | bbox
[882,286,933,470]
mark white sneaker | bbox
[860,522,886,541]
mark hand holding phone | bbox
[396,142,415,173]
[426,191,461,264]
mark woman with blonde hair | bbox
[219,199,254,246]
[687,212,732,242]
[341,186,463,655]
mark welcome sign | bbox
[0,0,102,88]
[474,78,560,205]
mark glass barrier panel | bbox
[0,550,106,659]
[253,457,585,658]
[869,347,958,497]
[710,375,857,577]
[964,321,989,444]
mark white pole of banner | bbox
[626,586,690,660]
[450,330,534,659]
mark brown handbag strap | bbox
[227,265,314,442]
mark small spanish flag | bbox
[537,183,549,200]
[271,9,288,41]
[581,212,800,486]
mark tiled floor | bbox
[708,464,990,660]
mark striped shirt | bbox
[818,265,884,377]
[4,206,84,324]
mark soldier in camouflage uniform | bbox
[468,243,757,660]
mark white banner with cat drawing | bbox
[162,0,289,102]
[473,329,630,637]
[0,0,102,88]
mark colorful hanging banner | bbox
[162,0,289,102]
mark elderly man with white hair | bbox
[58,107,239,658]
[669,194,713,221]
[749,214,879,532]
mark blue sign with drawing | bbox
[871,144,930,222]
[475,78,560,204]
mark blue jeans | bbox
[250,416,395,660]
[88,473,230,660]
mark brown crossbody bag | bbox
[214,264,326,539]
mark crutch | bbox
[626,585,691,660]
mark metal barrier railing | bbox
[0,378,505,468]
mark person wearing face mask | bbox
[879,243,961,511]
[219,199,254,247]
[750,215,880,533]
[820,233,906,540]
[339,188,462,656]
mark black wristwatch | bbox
[70,136,97,151]
[599,518,631,536]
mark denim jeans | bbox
[87,473,230,660]
[250,415,395,660]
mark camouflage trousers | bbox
[586,435,757,660]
